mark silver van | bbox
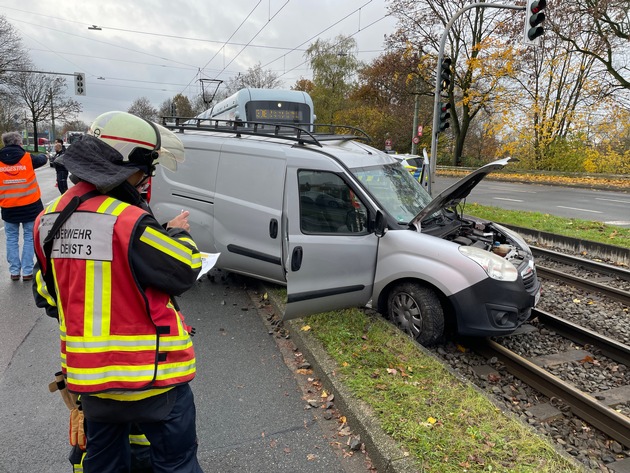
[149,122,540,345]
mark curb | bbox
[264,287,420,473]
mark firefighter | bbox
[32,111,204,473]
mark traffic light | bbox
[439,57,452,92]
[524,0,546,45]
[74,72,86,96]
[438,101,451,133]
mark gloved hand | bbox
[69,407,86,450]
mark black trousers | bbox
[56,167,69,194]
[82,384,203,473]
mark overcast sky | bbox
[0,0,398,124]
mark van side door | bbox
[213,142,287,284]
[284,162,378,319]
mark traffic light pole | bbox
[429,2,525,195]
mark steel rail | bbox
[472,338,630,449]
[532,246,630,282]
[532,308,630,367]
[535,265,630,306]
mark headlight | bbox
[459,246,519,282]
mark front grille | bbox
[520,263,539,294]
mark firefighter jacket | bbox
[33,181,202,394]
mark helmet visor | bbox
[154,123,185,171]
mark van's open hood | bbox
[411,157,515,228]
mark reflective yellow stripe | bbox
[35,269,56,306]
[83,260,112,337]
[67,359,196,386]
[97,197,129,216]
[140,226,201,268]
[65,335,192,352]
[129,434,151,446]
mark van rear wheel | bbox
[387,283,444,346]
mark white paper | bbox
[197,252,220,280]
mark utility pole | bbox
[411,93,420,155]
[428,2,526,195]
[49,89,56,143]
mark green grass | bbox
[464,203,630,249]
[301,310,583,472]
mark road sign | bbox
[412,136,420,144]
[417,125,423,136]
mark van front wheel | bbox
[387,283,444,346]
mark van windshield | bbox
[352,163,433,224]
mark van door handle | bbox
[291,246,303,272]
[269,219,278,239]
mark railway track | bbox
[532,246,630,306]
[470,308,630,451]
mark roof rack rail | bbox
[310,124,371,143]
[160,117,372,147]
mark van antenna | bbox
[199,79,223,105]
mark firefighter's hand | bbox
[166,210,190,232]
[69,408,86,450]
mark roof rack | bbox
[160,117,372,148]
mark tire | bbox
[386,282,444,346]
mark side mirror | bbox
[373,210,387,238]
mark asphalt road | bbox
[432,176,630,227]
[0,165,370,472]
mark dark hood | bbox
[0,145,26,165]
[63,135,142,193]
[411,157,516,228]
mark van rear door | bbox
[284,160,378,320]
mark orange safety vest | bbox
[0,152,42,207]
[34,186,196,394]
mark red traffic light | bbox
[524,0,547,44]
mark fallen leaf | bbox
[573,298,581,303]
[339,416,347,424]
[456,344,467,353]
[342,362,349,367]
[301,325,311,332]
[427,417,437,424]
[321,390,328,398]
[386,368,398,375]
[306,454,317,461]
[263,292,268,300]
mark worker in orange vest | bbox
[0,131,47,281]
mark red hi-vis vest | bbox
[0,152,42,207]
[34,187,196,394]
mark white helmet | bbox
[89,111,184,170]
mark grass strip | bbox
[464,203,630,249]
[302,309,582,472]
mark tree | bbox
[0,16,29,80]
[61,120,89,134]
[172,94,194,118]
[8,71,81,152]
[386,0,521,165]
[304,35,362,124]
[223,62,282,95]
[291,78,315,94]
[551,0,630,90]
[343,51,433,153]
[128,97,158,122]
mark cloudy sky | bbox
[0,0,398,124]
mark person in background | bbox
[32,111,203,473]
[51,138,69,194]
[0,131,46,281]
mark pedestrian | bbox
[0,131,46,281]
[51,138,69,194]
[32,111,204,473]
